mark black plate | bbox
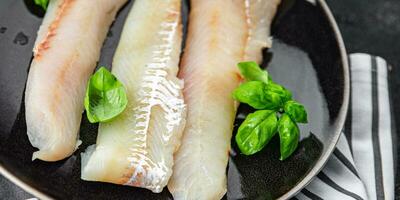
[0,0,349,199]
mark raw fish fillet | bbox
[25,0,127,161]
[81,0,185,193]
[168,0,281,199]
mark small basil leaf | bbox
[238,61,269,84]
[278,114,299,160]
[84,67,128,123]
[236,110,278,155]
[284,100,308,123]
[34,0,49,10]
[233,81,282,110]
[267,81,292,103]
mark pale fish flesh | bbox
[81,0,185,193]
[25,0,128,162]
[168,0,281,199]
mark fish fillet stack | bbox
[25,0,282,197]
[168,0,281,199]
[81,0,186,193]
[25,0,127,162]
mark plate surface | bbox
[0,0,348,199]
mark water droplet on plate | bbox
[13,32,29,46]
[0,27,7,34]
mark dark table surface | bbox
[1,0,400,199]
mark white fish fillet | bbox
[25,0,127,161]
[168,0,281,199]
[81,0,185,193]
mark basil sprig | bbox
[84,67,128,123]
[34,0,49,10]
[233,61,308,160]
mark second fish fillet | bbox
[25,0,127,161]
[168,0,281,199]
[81,0,185,193]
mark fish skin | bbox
[81,0,186,193]
[167,0,281,199]
[25,0,128,162]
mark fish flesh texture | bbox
[169,0,281,198]
[81,0,185,192]
[168,0,281,199]
[25,0,128,161]
[81,0,185,193]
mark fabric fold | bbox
[296,53,396,200]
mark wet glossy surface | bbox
[81,0,186,193]
[0,0,345,199]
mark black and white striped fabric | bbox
[295,53,396,200]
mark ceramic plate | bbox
[0,0,349,199]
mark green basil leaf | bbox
[238,61,269,84]
[267,81,292,104]
[34,0,49,10]
[284,100,308,123]
[233,81,282,110]
[278,113,299,160]
[236,110,278,155]
[268,74,273,83]
[84,67,128,123]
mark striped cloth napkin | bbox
[295,53,396,200]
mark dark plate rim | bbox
[0,0,350,199]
